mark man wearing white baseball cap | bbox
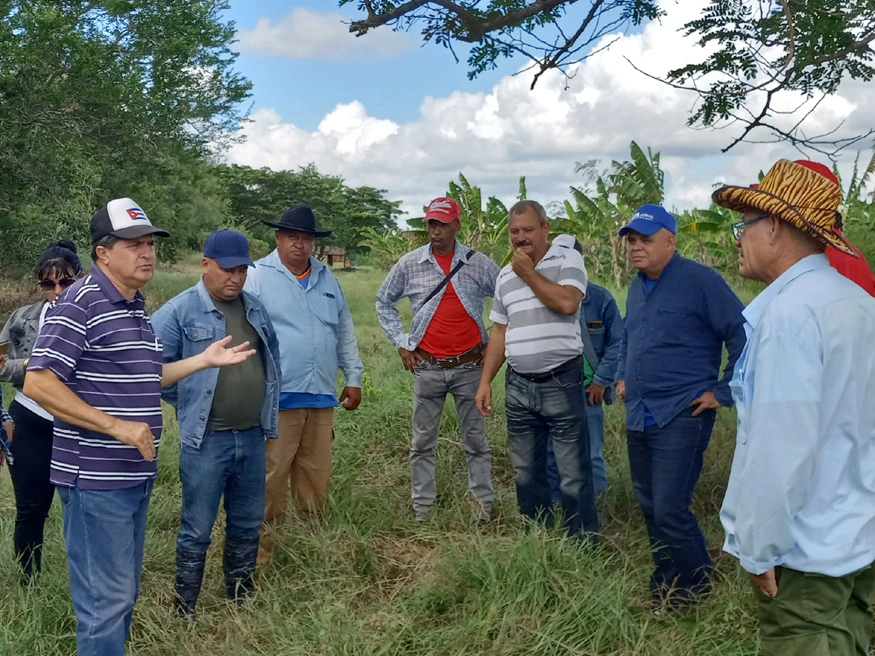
[25,199,254,655]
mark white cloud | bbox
[227,0,875,220]
[236,8,412,60]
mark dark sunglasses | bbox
[38,277,76,291]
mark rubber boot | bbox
[175,548,207,618]
[224,538,259,604]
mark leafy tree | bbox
[0,0,250,269]
[341,1,875,152]
[217,164,402,255]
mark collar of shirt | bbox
[262,249,325,286]
[742,253,829,334]
[635,251,680,285]
[89,263,145,309]
[416,240,471,266]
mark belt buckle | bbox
[439,355,460,368]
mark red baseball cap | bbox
[424,197,461,223]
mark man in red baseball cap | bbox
[794,161,875,296]
[376,196,500,523]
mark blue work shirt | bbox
[245,250,363,409]
[721,254,875,577]
[580,282,623,403]
[617,252,746,431]
[151,279,282,449]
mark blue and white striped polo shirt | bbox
[490,242,588,374]
[28,264,163,490]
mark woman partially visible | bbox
[0,240,82,580]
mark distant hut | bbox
[321,245,347,269]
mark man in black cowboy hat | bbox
[244,204,363,565]
[717,159,875,655]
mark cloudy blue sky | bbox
[222,1,874,219]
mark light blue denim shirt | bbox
[721,254,875,577]
[244,250,363,403]
[151,279,281,448]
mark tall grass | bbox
[0,264,791,655]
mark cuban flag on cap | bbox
[127,207,148,222]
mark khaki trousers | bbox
[755,563,875,656]
[258,407,334,565]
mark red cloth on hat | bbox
[827,236,875,297]
[417,251,481,358]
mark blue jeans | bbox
[58,479,154,656]
[505,364,597,536]
[626,407,716,600]
[178,427,266,554]
[547,400,607,504]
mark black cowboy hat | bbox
[261,204,332,237]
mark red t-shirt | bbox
[827,238,875,297]
[417,251,482,358]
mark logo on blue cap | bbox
[618,204,677,237]
[204,229,255,269]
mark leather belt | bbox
[415,343,483,368]
[510,355,583,383]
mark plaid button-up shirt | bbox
[376,241,500,352]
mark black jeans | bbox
[8,400,55,577]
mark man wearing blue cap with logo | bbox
[615,204,745,613]
[152,229,282,616]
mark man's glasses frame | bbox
[731,214,770,241]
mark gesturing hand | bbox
[398,348,424,373]
[510,248,535,279]
[586,382,606,406]
[202,335,257,368]
[339,386,362,411]
[751,568,778,598]
[688,391,721,416]
[109,419,156,461]
[475,384,492,417]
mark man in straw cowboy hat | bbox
[716,159,875,655]
[244,205,363,565]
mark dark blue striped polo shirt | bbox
[28,264,163,490]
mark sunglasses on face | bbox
[731,215,770,241]
[38,277,76,291]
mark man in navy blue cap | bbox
[615,204,746,613]
[152,229,282,616]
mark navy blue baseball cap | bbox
[203,229,254,269]
[618,204,677,237]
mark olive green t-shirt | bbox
[206,295,266,432]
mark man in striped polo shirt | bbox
[24,199,255,656]
[475,200,598,537]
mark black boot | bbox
[224,538,259,604]
[175,548,207,618]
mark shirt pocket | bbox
[586,326,605,354]
[181,324,216,358]
[311,294,339,327]
[654,309,700,346]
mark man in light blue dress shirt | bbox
[715,159,875,656]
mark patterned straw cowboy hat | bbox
[712,159,856,256]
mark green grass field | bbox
[0,263,783,655]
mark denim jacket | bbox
[581,283,623,404]
[0,301,45,389]
[151,280,282,449]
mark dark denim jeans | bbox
[626,407,716,600]
[546,400,607,504]
[177,427,266,554]
[505,364,597,536]
[58,479,153,656]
